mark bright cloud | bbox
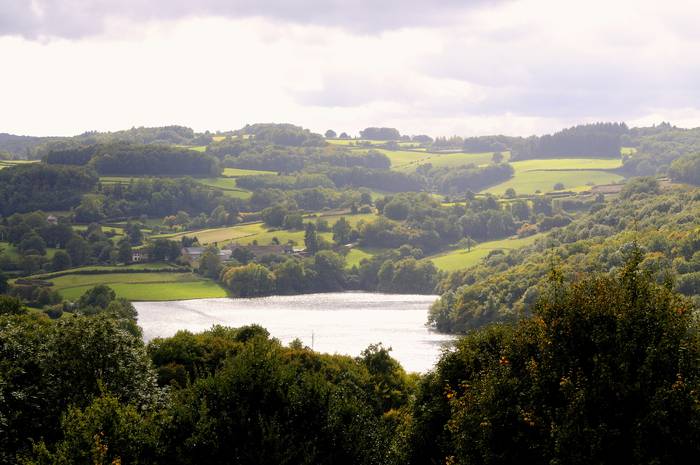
[0,0,699,137]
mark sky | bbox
[1,0,700,137]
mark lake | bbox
[134,292,456,373]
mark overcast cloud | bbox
[0,0,699,137]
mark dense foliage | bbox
[0,164,97,216]
[430,183,700,333]
[407,259,700,464]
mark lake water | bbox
[134,292,456,373]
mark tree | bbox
[261,205,288,227]
[221,263,275,297]
[324,129,337,138]
[304,222,319,255]
[0,271,8,294]
[504,187,516,198]
[66,236,89,266]
[491,151,504,163]
[117,239,132,264]
[198,247,222,279]
[332,217,352,245]
[78,285,117,310]
[312,251,346,291]
[553,182,565,191]
[19,233,46,255]
[410,255,700,464]
[51,250,72,271]
[383,198,411,221]
[0,295,25,315]
[151,238,180,261]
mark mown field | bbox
[46,269,227,301]
[0,160,38,169]
[483,157,624,195]
[222,167,276,177]
[327,139,385,146]
[428,234,543,272]
[157,213,378,247]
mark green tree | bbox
[51,250,71,271]
[332,217,352,245]
[66,236,89,266]
[312,251,346,291]
[410,256,700,465]
[221,263,275,297]
[0,295,25,315]
[198,247,222,279]
[304,222,319,255]
[117,239,132,264]
[0,271,8,294]
[78,285,117,310]
[19,233,47,255]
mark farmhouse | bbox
[224,243,294,258]
[131,249,149,263]
[181,247,233,264]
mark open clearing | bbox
[428,234,542,272]
[482,157,624,195]
[48,271,227,301]
[0,160,38,170]
[222,167,276,177]
[158,213,377,246]
[327,139,385,146]
[370,149,506,171]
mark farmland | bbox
[46,269,227,301]
[158,213,378,246]
[428,234,543,272]
[482,157,624,195]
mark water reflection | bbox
[135,292,456,373]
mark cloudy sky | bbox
[1,0,699,137]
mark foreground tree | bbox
[408,251,700,465]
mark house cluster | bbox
[181,243,305,265]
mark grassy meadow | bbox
[482,157,624,195]
[47,270,227,301]
[428,234,542,272]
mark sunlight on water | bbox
[135,292,456,373]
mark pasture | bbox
[482,157,624,195]
[397,151,509,172]
[428,234,542,272]
[157,213,376,247]
[222,167,276,177]
[326,139,384,146]
[48,270,227,301]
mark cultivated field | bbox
[428,234,542,272]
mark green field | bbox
[222,167,276,177]
[159,213,377,247]
[195,178,252,199]
[621,147,637,156]
[428,234,542,272]
[400,151,508,172]
[327,139,385,146]
[482,157,624,195]
[48,271,227,301]
[344,247,381,268]
[156,222,267,245]
[0,160,38,170]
